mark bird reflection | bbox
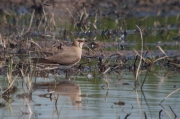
[33,80,81,106]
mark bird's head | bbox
[73,38,86,48]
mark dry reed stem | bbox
[169,62,180,67]
[153,56,168,63]
[135,25,143,81]
[157,46,168,57]
[84,43,93,52]
[24,9,35,35]
[30,38,47,58]
[160,87,180,104]
[103,67,111,75]
[20,69,32,93]
[30,38,42,49]
[133,49,150,64]
[134,49,168,64]
[19,28,25,36]
[1,75,18,95]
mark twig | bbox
[103,67,111,75]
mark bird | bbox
[32,38,86,70]
[33,80,81,106]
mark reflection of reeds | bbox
[20,69,33,95]
[1,58,18,95]
[101,67,111,90]
[19,97,33,116]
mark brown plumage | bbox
[32,38,86,69]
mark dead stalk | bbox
[1,57,19,95]
[1,75,18,95]
[135,25,143,81]
[169,62,180,67]
[153,56,168,62]
[30,38,47,57]
[160,87,180,104]
[103,67,111,75]
[101,67,111,90]
[133,49,149,64]
[134,48,168,64]
[24,10,35,35]
[20,69,32,94]
[30,38,42,49]
[157,46,168,57]
[84,43,93,52]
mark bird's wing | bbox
[45,47,81,65]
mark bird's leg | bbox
[65,69,71,80]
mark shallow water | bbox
[0,4,180,118]
[0,68,179,119]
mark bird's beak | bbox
[78,38,92,51]
[84,42,92,52]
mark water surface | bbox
[0,68,179,119]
